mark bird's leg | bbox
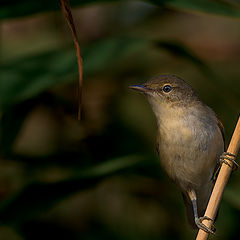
[220,152,239,171]
[187,189,215,234]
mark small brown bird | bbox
[130,74,227,233]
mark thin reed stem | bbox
[196,116,240,240]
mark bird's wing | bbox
[216,116,226,150]
[212,116,226,182]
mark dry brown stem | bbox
[59,0,83,120]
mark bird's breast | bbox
[155,108,223,190]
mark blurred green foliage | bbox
[1,0,240,240]
[2,0,240,19]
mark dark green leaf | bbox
[0,0,118,20]
[156,40,214,77]
[151,0,240,17]
[1,48,77,111]
[1,38,146,111]
[0,99,37,154]
[0,155,149,224]
[2,0,240,20]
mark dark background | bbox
[1,1,240,239]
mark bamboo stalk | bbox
[196,116,240,240]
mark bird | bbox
[129,74,232,233]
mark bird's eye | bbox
[163,85,172,93]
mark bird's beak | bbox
[129,84,152,93]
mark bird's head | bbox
[130,75,199,108]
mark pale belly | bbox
[157,118,224,191]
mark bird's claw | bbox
[195,216,215,234]
[220,152,239,171]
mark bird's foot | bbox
[220,152,239,171]
[195,216,215,234]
